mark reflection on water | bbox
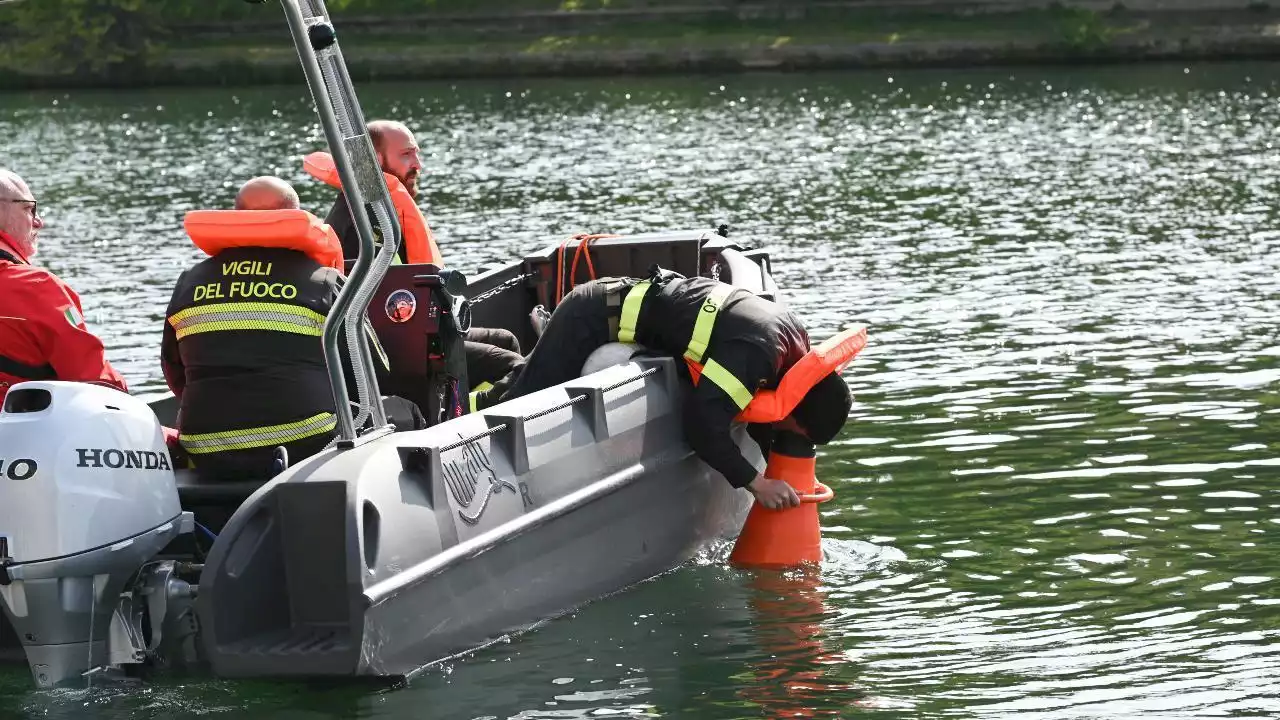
[3,60,1280,718]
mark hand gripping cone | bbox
[729,431,834,569]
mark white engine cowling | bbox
[0,381,191,689]
[0,381,181,564]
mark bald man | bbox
[0,168,127,405]
[235,175,300,211]
[160,176,355,482]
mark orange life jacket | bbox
[183,209,345,271]
[302,151,444,267]
[688,326,867,424]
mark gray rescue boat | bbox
[0,0,783,689]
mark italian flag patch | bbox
[62,305,84,327]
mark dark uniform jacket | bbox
[324,193,410,265]
[160,247,343,477]
[627,275,811,488]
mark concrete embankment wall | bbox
[2,0,1279,90]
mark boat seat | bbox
[174,469,266,505]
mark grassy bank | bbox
[2,3,1279,90]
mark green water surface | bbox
[1,60,1278,719]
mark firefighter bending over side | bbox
[473,269,858,510]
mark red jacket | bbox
[0,233,127,406]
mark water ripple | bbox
[3,61,1280,718]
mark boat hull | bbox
[195,356,756,679]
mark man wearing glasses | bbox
[0,168,127,405]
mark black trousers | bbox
[475,280,626,409]
[467,326,520,354]
[465,326,524,386]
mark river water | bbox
[2,60,1279,718]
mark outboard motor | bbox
[0,382,193,688]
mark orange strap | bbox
[687,325,867,424]
[183,209,344,271]
[302,151,444,266]
[556,233,617,304]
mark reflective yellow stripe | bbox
[169,302,325,340]
[174,319,322,340]
[169,302,322,324]
[700,360,754,409]
[684,283,734,364]
[617,279,755,410]
[617,281,651,344]
[468,382,494,413]
[179,412,337,454]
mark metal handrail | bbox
[278,0,396,442]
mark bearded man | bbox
[324,119,425,264]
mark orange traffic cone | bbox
[729,432,834,569]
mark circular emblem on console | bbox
[386,289,416,323]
